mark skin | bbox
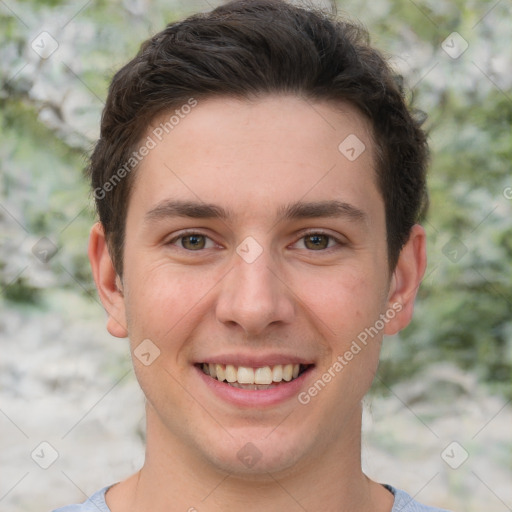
[89,95,426,512]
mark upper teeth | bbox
[202,363,301,384]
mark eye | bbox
[169,232,216,251]
[294,232,341,251]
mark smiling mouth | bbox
[198,363,312,390]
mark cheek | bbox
[123,267,214,410]
[296,265,386,343]
[123,264,215,348]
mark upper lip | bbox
[195,354,315,367]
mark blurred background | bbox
[0,0,510,510]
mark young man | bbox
[54,1,451,510]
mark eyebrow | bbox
[144,199,367,224]
[277,199,367,223]
[145,200,232,222]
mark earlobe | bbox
[88,222,128,338]
[384,224,427,336]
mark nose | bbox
[215,246,295,336]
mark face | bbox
[90,95,424,477]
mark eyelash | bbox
[166,229,217,250]
[295,230,344,251]
[167,229,344,252]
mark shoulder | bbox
[387,485,454,512]
[51,483,454,512]
[51,486,111,512]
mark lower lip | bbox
[195,365,314,407]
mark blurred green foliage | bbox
[1,0,510,395]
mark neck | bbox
[106,403,393,512]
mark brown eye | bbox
[181,234,206,250]
[303,234,330,250]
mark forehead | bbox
[130,95,381,223]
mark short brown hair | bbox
[88,0,428,276]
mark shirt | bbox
[51,483,453,511]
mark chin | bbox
[197,426,310,478]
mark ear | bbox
[88,222,128,338]
[384,224,427,336]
